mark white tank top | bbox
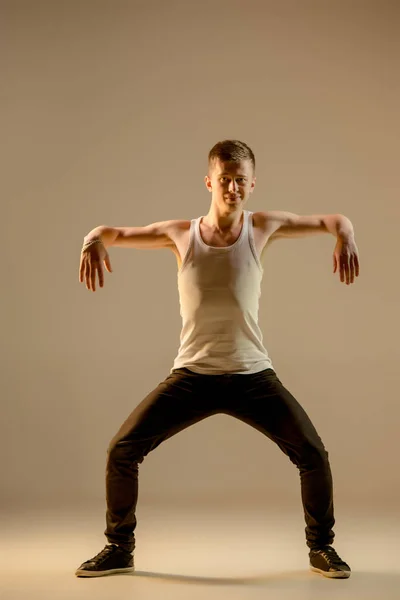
[171,210,274,374]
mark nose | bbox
[228,180,239,193]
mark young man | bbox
[76,140,359,579]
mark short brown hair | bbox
[208,139,256,174]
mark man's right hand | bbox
[79,239,113,292]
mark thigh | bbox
[225,370,327,458]
[107,368,221,453]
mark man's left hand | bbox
[333,237,360,285]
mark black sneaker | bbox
[309,545,351,578]
[75,544,134,577]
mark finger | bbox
[104,253,112,273]
[79,255,85,282]
[349,256,355,283]
[340,261,345,283]
[344,260,350,285]
[91,262,97,292]
[354,254,360,277]
[86,261,92,291]
[333,254,337,274]
[98,262,104,288]
[84,260,89,290]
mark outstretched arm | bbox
[82,221,177,249]
[79,220,179,292]
[261,211,360,285]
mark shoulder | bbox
[251,210,286,233]
[251,210,303,242]
[164,219,191,234]
[161,219,191,248]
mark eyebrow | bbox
[219,172,248,177]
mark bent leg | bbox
[104,368,220,552]
[223,369,335,550]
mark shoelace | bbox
[314,546,345,566]
[89,544,119,565]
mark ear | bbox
[250,177,256,192]
[204,175,212,192]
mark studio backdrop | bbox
[2,0,399,516]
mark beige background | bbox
[2,0,399,518]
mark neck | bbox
[203,205,244,232]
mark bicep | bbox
[112,221,176,249]
[267,211,326,239]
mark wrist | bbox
[336,215,354,241]
[83,226,118,248]
[83,225,110,247]
[82,238,103,251]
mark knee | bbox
[107,439,145,465]
[298,442,330,468]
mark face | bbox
[205,158,256,211]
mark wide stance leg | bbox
[104,368,220,552]
[223,369,335,550]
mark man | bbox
[75,139,359,579]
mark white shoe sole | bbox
[75,566,135,577]
[310,565,351,578]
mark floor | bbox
[1,503,399,600]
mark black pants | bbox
[104,368,335,553]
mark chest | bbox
[171,213,270,269]
[199,222,243,247]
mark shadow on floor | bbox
[129,569,317,584]
[124,569,400,588]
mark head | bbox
[205,140,256,212]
